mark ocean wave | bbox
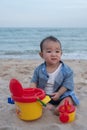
[0,49,39,56]
[0,27,87,59]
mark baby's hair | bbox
[40,36,62,52]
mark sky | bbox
[0,0,87,27]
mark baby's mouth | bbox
[51,58,57,61]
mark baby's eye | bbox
[47,50,51,53]
[56,50,60,53]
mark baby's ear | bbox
[39,52,43,58]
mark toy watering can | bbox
[58,99,76,123]
[8,78,51,121]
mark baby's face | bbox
[40,40,62,65]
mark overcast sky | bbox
[0,0,87,27]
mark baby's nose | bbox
[51,51,56,55]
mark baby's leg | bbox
[45,103,55,111]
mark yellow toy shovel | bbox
[37,95,51,107]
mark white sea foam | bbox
[0,27,87,59]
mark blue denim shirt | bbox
[31,61,79,105]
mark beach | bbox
[0,59,87,130]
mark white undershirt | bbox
[45,63,62,95]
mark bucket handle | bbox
[37,98,46,107]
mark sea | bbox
[0,27,87,60]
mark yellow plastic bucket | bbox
[14,95,51,120]
[9,79,51,121]
[15,101,42,120]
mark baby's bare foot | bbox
[54,108,59,116]
[46,103,55,111]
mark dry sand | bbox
[0,59,87,130]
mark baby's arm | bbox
[57,86,67,97]
[51,86,67,101]
[51,66,74,101]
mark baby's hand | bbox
[51,92,60,101]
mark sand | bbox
[0,59,87,130]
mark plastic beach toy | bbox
[9,78,23,96]
[9,78,51,121]
[58,99,76,123]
